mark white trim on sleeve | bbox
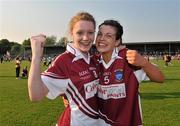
[41,75,69,99]
[134,69,149,83]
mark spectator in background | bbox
[164,54,172,67]
[42,57,47,66]
[15,57,21,79]
[28,56,31,62]
[47,56,52,66]
[21,66,28,78]
[0,56,3,63]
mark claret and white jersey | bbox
[97,47,147,126]
[41,43,101,126]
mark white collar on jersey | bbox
[66,43,90,64]
[100,47,123,69]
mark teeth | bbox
[99,43,106,46]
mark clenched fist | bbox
[30,34,46,59]
[126,50,148,67]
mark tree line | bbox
[0,36,68,57]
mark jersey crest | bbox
[115,69,123,81]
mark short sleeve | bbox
[41,75,69,99]
[134,69,149,83]
[41,55,69,99]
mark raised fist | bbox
[30,34,46,59]
[126,50,148,67]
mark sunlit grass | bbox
[0,60,180,125]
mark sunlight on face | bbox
[96,25,119,54]
[71,20,95,53]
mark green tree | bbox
[45,36,57,46]
[22,38,30,46]
[11,44,23,56]
[57,37,68,47]
[0,39,11,54]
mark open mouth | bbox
[98,42,107,47]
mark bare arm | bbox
[126,50,164,83]
[28,34,48,102]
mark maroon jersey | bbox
[97,48,147,126]
[41,43,102,126]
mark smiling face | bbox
[71,20,95,53]
[96,25,119,54]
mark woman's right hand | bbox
[30,34,46,59]
[28,34,49,102]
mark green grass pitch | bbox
[0,60,180,126]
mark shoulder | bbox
[54,51,74,63]
[49,51,76,69]
[118,48,128,58]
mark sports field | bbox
[0,60,180,126]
